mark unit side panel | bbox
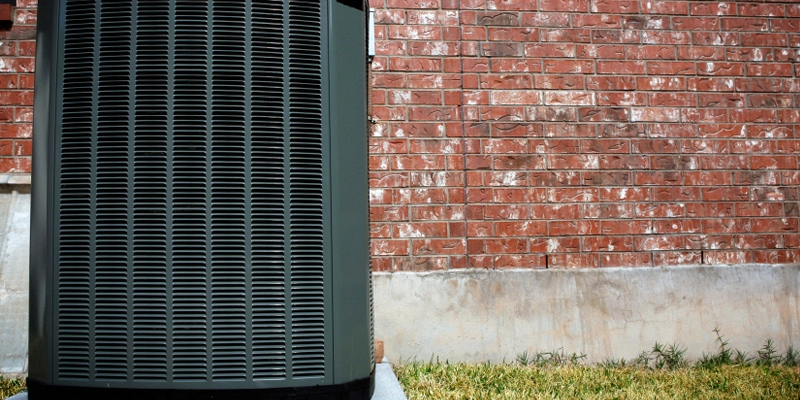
[30,0,61,383]
[329,0,372,384]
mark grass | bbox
[395,333,800,399]
[395,363,800,399]
[0,376,24,399]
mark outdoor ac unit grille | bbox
[56,0,326,384]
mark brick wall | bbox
[0,0,35,173]
[3,1,798,270]
[368,0,800,271]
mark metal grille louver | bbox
[55,0,328,384]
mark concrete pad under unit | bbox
[372,359,407,400]
[374,264,800,364]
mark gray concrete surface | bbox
[0,184,30,374]
[372,358,407,400]
[374,264,800,363]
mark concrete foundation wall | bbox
[0,183,30,374]
[375,265,800,363]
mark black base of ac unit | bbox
[26,372,374,400]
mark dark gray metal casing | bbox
[30,0,371,390]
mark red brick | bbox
[685,171,733,186]
[739,3,784,17]
[637,76,686,91]
[635,203,685,218]
[653,251,702,266]
[592,29,641,44]
[641,1,689,15]
[600,155,650,170]
[387,0,440,8]
[747,63,794,77]
[601,220,652,235]
[583,236,633,252]
[678,46,725,61]
[584,203,635,219]
[688,77,735,92]
[703,187,749,202]
[534,75,584,90]
[653,219,702,234]
[543,60,595,74]
[490,58,540,73]
[530,204,582,220]
[480,74,533,89]
[735,235,783,250]
[649,93,695,107]
[495,221,547,237]
[642,31,690,44]
[653,187,701,202]
[574,15,622,28]
[549,254,599,268]
[635,236,684,251]
[693,32,739,46]
[597,60,646,75]
[736,203,784,217]
[648,125,698,140]
[697,62,744,76]
[550,220,601,236]
[539,0,589,12]
[495,255,547,269]
[600,187,650,202]
[648,61,696,75]
[521,13,570,28]
[753,155,798,170]
[753,250,800,264]
[722,18,769,32]
[488,27,537,42]
[592,0,639,14]
[741,33,788,47]
[703,251,752,265]
[525,43,576,58]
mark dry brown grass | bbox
[395,363,800,400]
[0,376,24,399]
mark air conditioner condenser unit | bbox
[29,1,373,398]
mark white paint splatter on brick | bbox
[370,189,387,203]
[399,224,425,238]
[392,91,412,104]
[547,238,560,253]
[724,79,734,89]
[502,172,524,186]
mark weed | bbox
[599,358,628,369]
[515,351,531,366]
[734,349,752,365]
[651,342,688,370]
[631,350,651,368]
[758,338,780,366]
[514,348,587,367]
[783,346,799,367]
[697,327,735,368]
